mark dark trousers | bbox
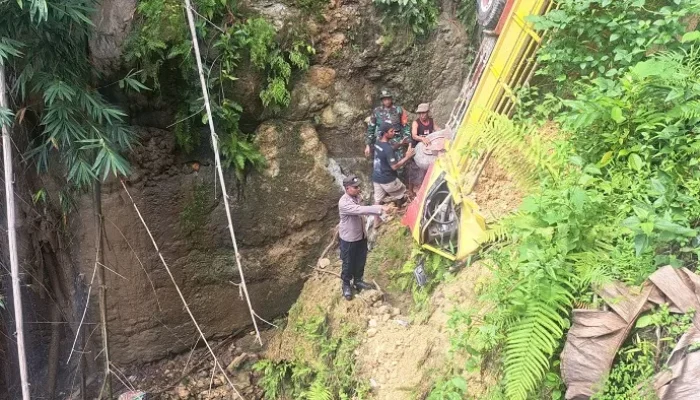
[340,238,368,285]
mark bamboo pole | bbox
[183,0,262,345]
[0,64,31,399]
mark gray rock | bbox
[227,353,249,372]
[248,0,297,29]
[89,0,137,75]
[393,319,410,328]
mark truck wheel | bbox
[476,0,507,30]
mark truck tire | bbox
[476,0,507,30]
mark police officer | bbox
[364,89,410,159]
[338,175,392,300]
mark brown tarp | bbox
[561,266,700,399]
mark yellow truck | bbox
[402,0,552,260]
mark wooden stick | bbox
[94,181,112,399]
[0,64,30,400]
[311,266,341,278]
[317,225,339,263]
[67,261,98,365]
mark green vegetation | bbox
[530,0,697,93]
[426,376,469,400]
[366,222,415,278]
[435,1,700,400]
[254,314,370,400]
[593,305,694,400]
[372,0,480,40]
[391,250,453,318]
[126,0,314,179]
[457,0,479,48]
[1,2,144,395]
[1,0,134,188]
[372,0,440,37]
[366,221,455,318]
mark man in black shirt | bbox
[372,123,415,207]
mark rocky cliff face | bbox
[280,0,473,183]
[6,0,477,383]
[67,122,338,365]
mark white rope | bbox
[120,181,245,399]
[0,64,31,400]
[182,0,262,345]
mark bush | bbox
[373,0,440,36]
[126,0,313,179]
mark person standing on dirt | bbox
[407,103,442,198]
[365,89,410,159]
[373,123,415,208]
[338,175,391,300]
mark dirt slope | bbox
[354,260,495,399]
[114,158,523,399]
[262,158,523,399]
[263,239,498,399]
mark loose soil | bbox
[470,160,523,223]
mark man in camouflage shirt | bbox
[364,89,410,159]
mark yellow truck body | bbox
[402,0,552,260]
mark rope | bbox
[182,0,262,345]
[120,181,245,399]
[0,64,31,400]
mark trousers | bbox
[340,238,368,284]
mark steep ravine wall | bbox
[68,123,339,365]
[1,0,476,395]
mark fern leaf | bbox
[503,282,572,400]
[303,379,333,400]
[570,251,614,288]
[484,222,511,243]
[668,100,700,120]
